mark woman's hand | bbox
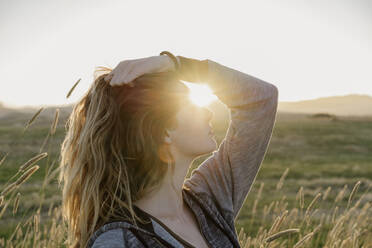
[104,55,177,87]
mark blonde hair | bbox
[59,66,190,248]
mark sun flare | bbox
[183,82,218,107]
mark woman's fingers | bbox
[108,67,129,86]
[108,71,135,87]
[120,66,136,84]
[117,61,133,84]
[105,56,156,87]
[104,73,113,82]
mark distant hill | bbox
[278,94,372,117]
[0,104,73,126]
[0,94,371,126]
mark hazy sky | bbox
[1,0,371,108]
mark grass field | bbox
[0,109,371,247]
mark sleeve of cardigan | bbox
[180,56,278,221]
[90,228,126,248]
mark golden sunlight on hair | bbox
[183,82,218,107]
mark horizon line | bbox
[1,93,371,110]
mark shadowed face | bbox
[166,97,217,159]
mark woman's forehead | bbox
[172,83,191,99]
[172,81,189,93]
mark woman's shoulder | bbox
[87,221,143,248]
[90,228,126,248]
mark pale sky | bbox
[1,0,371,108]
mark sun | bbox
[182,82,218,107]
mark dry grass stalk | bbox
[34,214,39,233]
[7,222,21,244]
[287,208,299,228]
[331,206,339,223]
[296,186,304,210]
[340,237,352,248]
[44,167,61,187]
[15,165,40,186]
[293,232,314,248]
[305,192,322,217]
[257,182,264,200]
[19,153,47,172]
[322,186,331,201]
[16,226,23,240]
[243,236,251,248]
[238,227,245,242]
[0,195,3,206]
[50,108,60,135]
[263,202,275,222]
[347,180,361,209]
[252,199,258,218]
[329,215,347,240]
[265,228,299,243]
[48,202,54,217]
[0,200,10,219]
[268,215,281,236]
[23,215,34,227]
[335,184,348,203]
[23,107,44,132]
[272,210,289,233]
[66,78,81,98]
[276,168,289,190]
[39,132,50,153]
[0,182,18,196]
[13,192,20,215]
[0,152,9,167]
[355,202,370,224]
[312,223,322,234]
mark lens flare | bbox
[183,82,218,107]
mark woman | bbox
[59,52,279,248]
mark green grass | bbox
[0,112,371,247]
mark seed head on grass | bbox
[19,153,47,172]
[39,132,50,153]
[276,167,289,191]
[0,182,17,197]
[293,232,314,248]
[296,186,304,209]
[322,186,331,201]
[66,78,81,98]
[347,181,361,209]
[305,192,322,217]
[23,215,33,227]
[34,213,39,233]
[265,228,300,243]
[272,210,289,233]
[0,152,9,167]
[13,192,20,215]
[15,165,40,187]
[331,206,339,223]
[50,108,60,135]
[23,107,44,133]
[268,215,281,236]
[335,184,348,203]
[0,200,10,219]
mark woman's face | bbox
[166,98,217,158]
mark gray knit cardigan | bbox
[87,56,279,248]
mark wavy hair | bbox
[59,66,190,248]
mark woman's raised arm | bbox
[179,56,278,224]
